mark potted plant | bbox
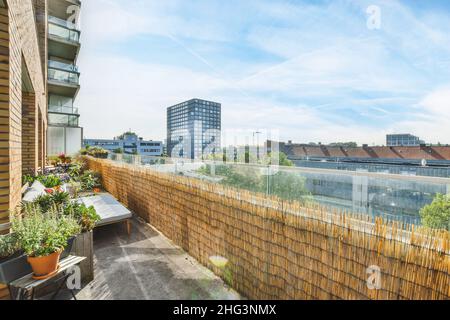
[63,202,100,283]
[37,174,62,189]
[79,170,101,192]
[12,206,81,280]
[32,191,70,213]
[88,147,109,159]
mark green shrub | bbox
[37,174,62,188]
[68,161,85,178]
[64,202,100,232]
[32,191,70,212]
[420,194,450,231]
[12,206,81,257]
[79,170,101,191]
[0,233,21,258]
[22,174,36,187]
[87,147,109,159]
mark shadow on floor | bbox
[73,218,241,301]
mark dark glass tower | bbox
[167,99,221,159]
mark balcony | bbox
[48,105,79,115]
[48,113,80,127]
[79,156,450,300]
[48,16,81,61]
[48,61,80,97]
[49,16,80,42]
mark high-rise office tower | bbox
[167,99,221,159]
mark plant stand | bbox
[71,231,94,284]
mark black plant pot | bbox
[0,253,32,284]
[0,251,22,264]
[60,236,76,260]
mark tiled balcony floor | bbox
[76,217,241,300]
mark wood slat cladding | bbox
[86,157,450,300]
[0,0,48,300]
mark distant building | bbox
[84,132,163,156]
[387,134,425,147]
[167,99,221,159]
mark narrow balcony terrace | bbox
[48,16,80,44]
[48,105,79,115]
[76,218,240,300]
[78,155,450,300]
[48,61,79,85]
[48,113,80,127]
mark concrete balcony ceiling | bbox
[48,0,81,21]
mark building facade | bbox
[0,0,53,298]
[387,134,424,147]
[84,133,163,156]
[167,99,221,159]
[47,0,83,156]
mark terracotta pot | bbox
[27,250,62,279]
[93,188,101,193]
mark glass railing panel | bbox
[48,105,79,115]
[104,155,450,226]
[48,113,79,126]
[48,60,78,72]
[48,67,79,85]
[48,22,80,43]
[48,16,80,31]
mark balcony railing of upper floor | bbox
[48,105,79,115]
[48,113,80,127]
[48,60,79,85]
[48,16,80,44]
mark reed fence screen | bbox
[86,157,450,300]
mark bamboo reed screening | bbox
[86,157,450,300]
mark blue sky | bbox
[77,0,450,145]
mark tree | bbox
[420,194,450,231]
[112,148,123,154]
[117,131,137,140]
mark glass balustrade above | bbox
[48,61,79,85]
[48,113,80,127]
[48,16,80,43]
[48,105,79,115]
[49,60,78,72]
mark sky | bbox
[77,0,450,145]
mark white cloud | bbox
[389,86,450,144]
[77,0,450,145]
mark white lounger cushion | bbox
[79,193,132,226]
[22,181,47,203]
